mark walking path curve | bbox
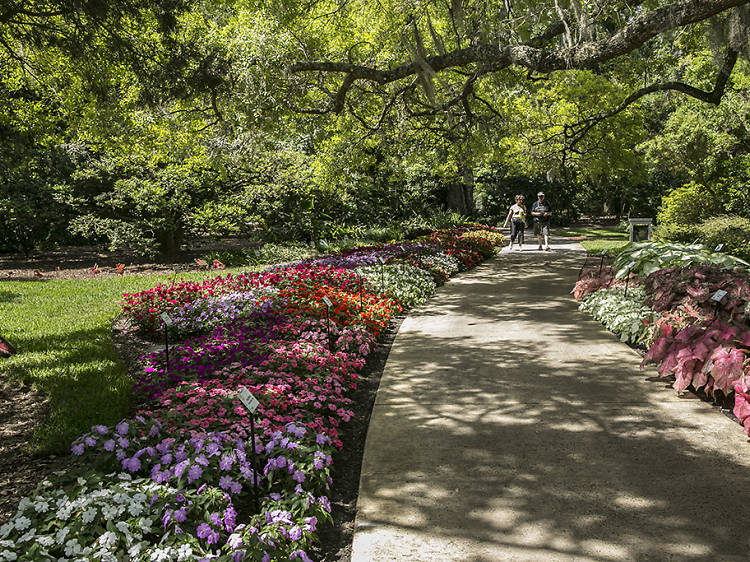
[351,238,750,561]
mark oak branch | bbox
[289,0,750,116]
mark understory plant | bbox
[642,319,750,394]
[611,241,749,279]
[578,287,655,344]
[354,264,436,308]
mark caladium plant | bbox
[642,319,750,394]
[642,264,750,324]
[733,372,750,436]
[571,266,638,301]
[578,287,655,344]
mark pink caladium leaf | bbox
[642,337,671,366]
[692,367,710,390]
[733,377,750,436]
[673,358,699,392]
[704,347,746,393]
[685,284,708,301]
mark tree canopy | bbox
[2,0,750,256]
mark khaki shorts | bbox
[533,222,550,236]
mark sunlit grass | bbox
[555,224,628,239]
[0,270,247,454]
[579,239,631,254]
[555,223,630,255]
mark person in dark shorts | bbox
[502,194,527,251]
[531,192,551,250]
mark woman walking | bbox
[503,194,527,251]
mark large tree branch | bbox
[565,45,740,149]
[290,0,749,113]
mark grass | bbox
[555,223,630,254]
[0,270,247,454]
[555,224,628,239]
[579,239,630,254]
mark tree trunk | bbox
[445,167,476,216]
[158,228,183,261]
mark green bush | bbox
[257,242,317,264]
[652,222,701,244]
[656,182,719,226]
[696,215,750,261]
[203,249,254,267]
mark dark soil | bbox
[0,382,72,523]
[0,239,252,280]
[310,314,405,561]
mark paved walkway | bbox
[351,238,750,561]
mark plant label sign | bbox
[711,289,728,303]
[378,256,385,265]
[715,244,724,252]
[0,335,16,358]
[160,312,174,327]
[322,296,333,308]
[237,387,260,414]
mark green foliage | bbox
[579,286,655,344]
[355,264,436,308]
[695,215,750,262]
[612,241,749,280]
[653,215,750,261]
[656,182,720,226]
[652,223,702,244]
[255,242,317,264]
[203,243,318,267]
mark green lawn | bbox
[0,270,248,454]
[556,224,630,254]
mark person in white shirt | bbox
[503,194,527,251]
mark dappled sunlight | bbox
[353,245,750,561]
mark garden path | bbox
[350,237,750,561]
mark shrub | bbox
[696,215,750,262]
[257,243,317,265]
[656,182,719,226]
[652,222,701,244]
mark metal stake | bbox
[164,325,170,371]
[248,413,260,514]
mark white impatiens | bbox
[0,473,185,561]
[356,264,436,308]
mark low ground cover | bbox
[0,225,504,560]
[554,223,629,254]
[0,273,227,452]
[573,241,750,435]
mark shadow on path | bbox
[352,243,750,561]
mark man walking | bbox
[531,192,552,251]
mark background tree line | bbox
[2,0,750,258]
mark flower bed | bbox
[0,224,497,561]
[574,241,750,438]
